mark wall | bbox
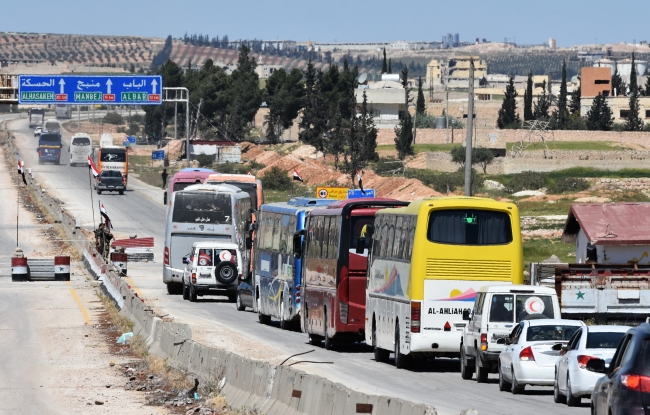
[581,67,612,97]
[425,150,650,174]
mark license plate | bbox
[199,273,211,279]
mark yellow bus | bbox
[363,197,523,368]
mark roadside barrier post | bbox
[54,256,71,281]
[111,252,128,276]
[11,248,27,282]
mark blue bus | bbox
[236,197,335,329]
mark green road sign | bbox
[121,92,148,102]
[21,92,54,101]
[74,91,103,102]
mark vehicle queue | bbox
[162,169,645,414]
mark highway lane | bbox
[9,117,588,415]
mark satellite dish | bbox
[357,73,368,84]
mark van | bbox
[460,285,560,382]
[69,133,93,166]
[181,241,242,303]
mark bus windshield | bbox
[100,150,126,162]
[427,209,512,245]
[223,182,258,209]
[40,133,61,143]
[172,193,232,224]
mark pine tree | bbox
[299,70,329,154]
[569,85,581,115]
[534,80,551,119]
[416,76,425,115]
[611,67,626,97]
[625,53,643,131]
[524,70,534,121]
[388,58,392,74]
[299,58,317,143]
[225,45,262,141]
[381,48,387,74]
[645,74,650,96]
[359,90,378,162]
[586,93,613,131]
[394,67,414,159]
[554,59,569,129]
[497,76,520,128]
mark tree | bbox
[585,93,613,131]
[569,84,581,115]
[625,53,643,131]
[474,147,495,174]
[388,58,392,74]
[264,68,305,143]
[299,69,329,153]
[534,80,551,119]
[645,74,650,96]
[150,35,172,70]
[359,90,378,162]
[523,71,534,121]
[416,76,425,115]
[611,67,626,97]
[553,59,569,129]
[497,76,520,128]
[143,59,183,141]
[381,48,387,74]
[394,67,414,159]
[225,45,263,141]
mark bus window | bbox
[197,249,214,266]
[385,216,396,259]
[271,214,281,251]
[350,216,373,253]
[427,209,513,245]
[406,217,415,258]
[100,149,126,162]
[172,193,232,224]
[392,216,403,259]
[263,214,274,250]
[72,136,91,146]
[329,218,340,259]
[279,215,291,253]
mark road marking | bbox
[124,276,144,298]
[66,281,92,325]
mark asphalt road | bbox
[8,117,589,415]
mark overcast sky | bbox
[3,0,646,47]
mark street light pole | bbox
[464,59,475,197]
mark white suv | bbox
[460,285,560,382]
[182,241,242,303]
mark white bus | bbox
[42,118,62,133]
[69,133,93,167]
[55,105,72,119]
[163,183,253,296]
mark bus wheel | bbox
[236,293,245,311]
[394,321,411,369]
[308,332,321,346]
[258,296,271,324]
[373,319,389,362]
[460,347,474,380]
[189,284,197,302]
[324,309,335,350]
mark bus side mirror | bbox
[245,237,252,250]
[293,234,302,258]
[163,191,168,206]
[356,238,365,254]
[462,310,471,321]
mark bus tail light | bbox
[480,333,488,351]
[164,247,170,266]
[295,289,300,304]
[191,273,196,284]
[411,301,421,333]
[339,301,348,324]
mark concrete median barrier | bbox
[6,132,439,415]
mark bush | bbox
[217,163,250,175]
[103,111,123,125]
[547,177,589,194]
[503,171,547,193]
[130,114,144,123]
[248,160,265,171]
[261,166,292,191]
[374,157,404,176]
[196,153,214,168]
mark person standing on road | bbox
[161,168,168,189]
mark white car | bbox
[181,241,242,303]
[34,127,42,136]
[553,325,630,406]
[498,319,585,394]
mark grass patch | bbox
[517,199,574,216]
[506,141,631,152]
[489,167,650,183]
[523,237,574,269]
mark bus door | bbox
[345,211,376,326]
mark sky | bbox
[3,0,648,47]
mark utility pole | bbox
[464,59,475,196]
[174,102,178,141]
[445,65,449,144]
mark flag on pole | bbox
[18,160,26,185]
[356,170,365,195]
[17,160,22,174]
[100,203,113,229]
[292,169,303,182]
[88,156,100,178]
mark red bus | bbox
[296,198,408,349]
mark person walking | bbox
[161,168,168,189]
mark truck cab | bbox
[460,285,560,382]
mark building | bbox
[255,61,284,79]
[580,96,650,123]
[426,59,443,88]
[562,203,650,265]
[355,85,405,127]
[581,67,612,97]
[447,56,488,88]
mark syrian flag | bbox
[356,170,366,195]
[292,169,303,182]
[18,160,26,185]
[88,156,100,178]
[100,203,113,229]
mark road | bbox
[0,133,158,414]
[8,117,589,415]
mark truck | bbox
[544,264,650,325]
[28,107,45,128]
[37,131,63,165]
[55,104,72,119]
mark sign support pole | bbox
[162,87,190,167]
